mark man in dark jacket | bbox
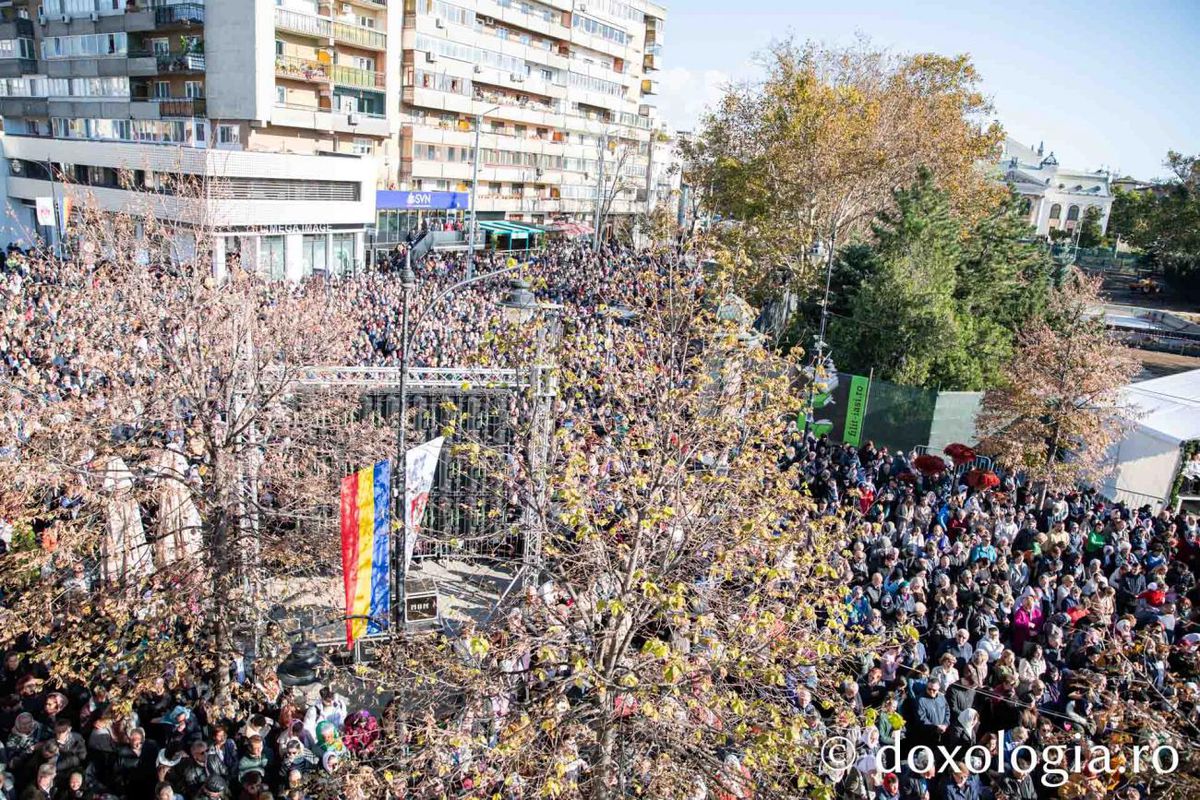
[50,721,87,788]
[111,727,158,798]
[172,740,225,798]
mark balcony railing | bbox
[155,3,205,26]
[333,20,385,50]
[160,96,204,116]
[331,63,384,90]
[275,55,330,83]
[156,53,206,72]
[132,96,206,117]
[275,7,331,38]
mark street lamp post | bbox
[803,226,838,437]
[467,105,501,280]
[392,260,540,630]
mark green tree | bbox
[957,191,1055,332]
[829,169,965,387]
[686,38,1004,320]
[1077,205,1105,248]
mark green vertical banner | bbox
[843,374,871,447]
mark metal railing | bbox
[274,6,331,38]
[333,20,386,50]
[331,63,384,89]
[275,55,330,83]
[156,52,205,72]
[158,96,205,117]
[155,3,205,25]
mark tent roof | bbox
[1121,369,1200,445]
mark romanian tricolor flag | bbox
[339,460,391,647]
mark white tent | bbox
[1101,369,1200,508]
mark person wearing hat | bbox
[195,774,227,800]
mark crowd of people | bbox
[787,434,1200,799]
[1,235,1199,800]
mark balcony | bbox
[0,57,37,78]
[640,79,658,95]
[130,95,205,118]
[275,7,331,38]
[332,20,385,50]
[155,3,205,27]
[643,53,658,72]
[156,52,206,72]
[331,63,383,90]
[276,55,331,84]
[0,18,34,40]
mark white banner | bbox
[403,436,444,572]
[35,197,55,227]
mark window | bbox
[301,234,327,276]
[184,81,204,99]
[1049,203,1061,220]
[352,56,375,71]
[276,85,287,105]
[0,39,36,60]
[41,32,127,60]
[1066,205,1080,222]
[260,236,286,281]
[153,81,171,99]
[275,39,284,57]
[332,233,355,276]
[217,124,240,147]
[351,137,372,155]
[152,38,170,56]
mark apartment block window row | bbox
[414,34,475,64]
[51,117,209,146]
[572,14,630,46]
[0,76,130,98]
[422,0,475,27]
[42,0,124,18]
[494,0,560,25]
[0,39,36,61]
[587,0,646,24]
[41,33,127,60]
[414,35,537,79]
[479,148,562,169]
[558,184,598,200]
[567,71,624,97]
[411,69,471,96]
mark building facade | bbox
[1000,137,1113,238]
[392,0,667,240]
[0,0,669,272]
[0,0,400,277]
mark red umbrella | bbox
[943,443,977,466]
[913,454,948,476]
[966,468,1000,490]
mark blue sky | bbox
[654,0,1200,180]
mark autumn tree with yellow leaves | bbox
[682,38,1004,326]
[0,188,387,711]
[362,268,887,800]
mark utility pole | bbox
[803,224,838,437]
[467,105,500,279]
[467,113,482,280]
[593,134,606,253]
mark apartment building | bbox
[378,0,667,242]
[0,0,400,279]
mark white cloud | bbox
[652,67,731,133]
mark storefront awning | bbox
[477,221,526,240]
